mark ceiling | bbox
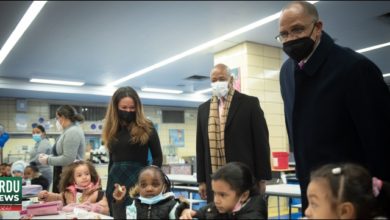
[0,1,389,108]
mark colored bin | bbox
[272,152,289,169]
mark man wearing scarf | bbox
[196,63,271,203]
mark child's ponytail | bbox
[129,184,140,198]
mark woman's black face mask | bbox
[118,110,136,123]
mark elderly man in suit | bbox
[196,63,271,203]
[278,1,390,212]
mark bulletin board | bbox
[169,129,184,147]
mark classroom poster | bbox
[169,129,184,147]
[231,67,241,92]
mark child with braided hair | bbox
[112,165,188,219]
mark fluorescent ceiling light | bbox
[195,88,212,94]
[30,78,85,86]
[356,42,390,53]
[108,1,318,86]
[383,73,390,78]
[0,1,47,65]
[141,87,183,94]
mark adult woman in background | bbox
[102,86,162,215]
[30,125,53,186]
[39,105,86,193]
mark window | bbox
[162,110,184,123]
[50,105,106,121]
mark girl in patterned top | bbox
[38,161,109,215]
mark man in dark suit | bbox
[196,63,271,203]
[278,1,390,212]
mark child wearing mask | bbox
[37,161,109,215]
[179,162,267,219]
[305,163,390,219]
[24,164,49,190]
[112,165,188,219]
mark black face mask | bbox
[118,110,136,123]
[282,37,315,62]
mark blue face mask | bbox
[139,192,164,205]
[32,134,42,142]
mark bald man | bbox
[196,63,271,211]
[278,1,390,212]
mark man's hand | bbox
[198,182,207,200]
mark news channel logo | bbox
[0,177,22,211]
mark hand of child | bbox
[179,209,197,219]
[113,183,127,201]
[62,203,78,212]
[89,202,103,213]
[113,183,126,201]
[38,190,49,201]
[75,202,92,212]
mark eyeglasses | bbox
[275,21,317,43]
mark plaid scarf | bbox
[208,78,235,174]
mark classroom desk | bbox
[172,185,199,192]
[167,174,197,185]
[171,185,200,200]
[265,184,301,219]
[31,211,113,219]
[271,167,295,172]
[170,185,205,210]
[1,211,113,219]
[272,167,296,184]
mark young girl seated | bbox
[24,164,49,190]
[179,162,267,219]
[37,160,109,215]
[305,163,390,219]
[112,165,188,219]
[11,160,27,178]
